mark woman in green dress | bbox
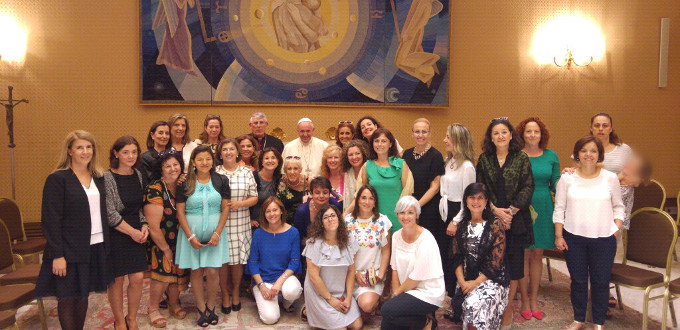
[516,117,560,321]
[358,128,412,234]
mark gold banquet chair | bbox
[631,179,666,213]
[0,198,46,265]
[610,207,677,330]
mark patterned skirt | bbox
[462,279,509,330]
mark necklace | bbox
[161,180,176,211]
[412,144,431,160]
[448,158,457,170]
[285,175,304,190]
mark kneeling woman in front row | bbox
[381,196,445,330]
[452,183,509,330]
[248,196,303,324]
[175,145,231,327]
[303,204,363,330]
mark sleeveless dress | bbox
[175,181,230,269]
[366,157,404,234]
[527,149,560,249]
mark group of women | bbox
[35,112,646,330]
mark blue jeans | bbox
[563,230,617,325]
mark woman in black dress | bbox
[36,130,111,330]
[251,147,283,224]
[104,136,150,330]
[141,121,171,181]
[402,118,446,287]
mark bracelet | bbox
[555,236,563,239]
[212,231,220,238]
[257,282,265,288]
[187,234,196,241]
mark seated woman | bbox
[293,176,342,240]
[302,204,362,330]
[452,183,509,330]
[345,184,391,316]
[248,196,303,325]
[381,196,445,330]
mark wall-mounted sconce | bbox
[532,13,604,68]
[0,12,29,200]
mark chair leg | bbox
[37,298,47,330]
[670,298,678,328]
[662,289,669,330]
[643,286,653,330]
[674,249,678,262]
[545,258,553,282]
[615,284,623,310]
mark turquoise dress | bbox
[366,157,404,234]
[527,149,560,249]
[175,181,230,269]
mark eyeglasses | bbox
[339,121,353,124]
[285,156,301,160]
[322,213,338,221]
[491,117,509,122]
[412,130,429,135]
[158,149,178,157]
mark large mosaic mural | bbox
[140,0,450,106]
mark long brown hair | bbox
[167,113,191,144]
[236,134,259,169]
[55,130,104,177]
[307,204,349,250]
[184,145,216,196]
[198,114,226,143]
[259,196,286,230]
[351,184,380,220]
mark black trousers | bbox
[563,230,617,325]
[380,293,439,330]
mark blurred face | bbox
[311,186,330,205]
[239,139,255,160]
[114,144,138,169]
[151,125,170,148]
[326,151,341,172]
[578,141,599,166]
[285,161,302,181]
[261,151,279,171]
[397,206,418,229]
[491,123,511,150]
[69,138,93,168]
[590,116,612,142]
[412,121,430,146]
[373,133,392,156]
[265,202,283,227]
[322,208,339,232]
[358,189,375,215]
[337,127,353,145]
[161,157,181,183]
[249,117,268,137]
[220,142,238,164]
[465,192,487,216]
[297,122,314,143]
[347,146,364,168]
[443,132,455,153]
[205,119,221,140]
[170,119,186,140]
[193,151,214,174]
[360,119,377,139]
[522,122,541,148]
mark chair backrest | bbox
[0,219,16,271]
[676,190,680,225]
[0,198,25,241]
[625,208,677,274]
[632,179,666,213]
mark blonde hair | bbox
[320,145,343,178]
[55,130,104,177]
[413,117,431,128]
[445,124,476,167]
[167,113,191,144]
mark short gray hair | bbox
[395,196,421,217]
[282,156,303,172]
[250,112,268,123]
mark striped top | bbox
[603,143,632,174]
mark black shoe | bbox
[221,304,231,314]
[196,307,210,328]
[159,298,168,309]
[232,302,242,312]
[206,304,219,325]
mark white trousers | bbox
[252,276,303,325]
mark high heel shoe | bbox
[231,302,242,312]
[206,304,219,325]
[196,307,210,328]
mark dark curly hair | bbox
[151,149,184,181]
[258,147,283,183]
[460,182,494,221]
[516,117,551,150]
[307,204,350,250]
[146,121,171,151]
[367,128,399,160]
[481,118,522,154]
[341,139,368,172]
[335,122,356,147]
[356,116,382,143]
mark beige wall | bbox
[0,0,678,222]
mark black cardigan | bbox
[41,169,110,263]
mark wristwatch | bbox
[257,282,265,288]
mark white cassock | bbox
[281,137,329,179]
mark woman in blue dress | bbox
[175,145,231,327]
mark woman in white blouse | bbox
[381,196,445,330]
[554,135,625,330]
